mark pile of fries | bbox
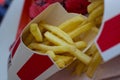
[22,0,104,78]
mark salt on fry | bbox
[30,23,43,42]
[40,23,74,44]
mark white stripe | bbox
[101,43,120,62]
[35,65,60,80]
[8,42,33,80]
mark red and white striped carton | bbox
[8,3,81,80]
[95,0,120,62]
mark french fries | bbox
[40,22,74,44]
[30,23,43,42]
[69,22,95,39]
[88,0,104,28]
[86,52,102,78]
[22,1,104,78]
[58,15,86,33]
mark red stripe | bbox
[17,53,53,80]
[97,14,120,52]
[11,37,21,58]
[16,0,32,40]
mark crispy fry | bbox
[87,0,103,13]
[40,23,74,44]
[69,22,95,39]
[30,23,43,42]
[28,43,70,53]
[88,4,104,21]
[58,15,86,33]
[86,52,102,78]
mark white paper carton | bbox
[95,0,120,62]
[8,0,120,80]
[8,3,83,80]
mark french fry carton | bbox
[8,0,120,80]
[8,3,90,80]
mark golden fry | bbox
[87,0,103,13]
[88,4,104,21]
[75,41,87,50]
[55,55,74,68]
[44,32,91,65]
[55,59,65,68]
[44,31,69,46]
[86,43,98,56]
[69,46,91,65]
[30,23,43,42]
[58,15,86,33]
[23,33,34,46]
[45,51,56,60]
[73,61,85,75]
[28,43,70,53]
[69,22,95,39]
[86,52,102,78]
[40,23,74,44]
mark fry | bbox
[86,43,98,56]
[44,32,91,65]
[86,52,102,78]
[58,15,86,32]
[69,22,95,39]
[55,59,65,68]
[95,16,103,27]
[45,51,56,60]
[55,55,74,68]
[30,23,43,42]
[23,33,34,46]
[88,4,104,21]
[40,23,74,44]
[73,61,85,75]
[28,43,70,53]
[75,41,87,50]
[44,31,69,46]
[69,46,91,65]
[87,0,103,13]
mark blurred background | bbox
[0,0,12,24]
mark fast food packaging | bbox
[95,0,120,62]
[8,0,120,80]
[8,3,88,80]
